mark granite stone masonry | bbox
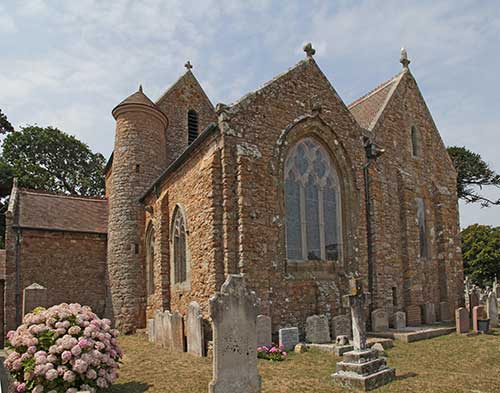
[306,315,331,344]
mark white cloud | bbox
[0,5,17,33]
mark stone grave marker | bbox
[406,304,422,326]
[422,303,436,324]
[455,307,469,334]
[187,301,204,356]
[332,314,352,339]
[487,292,498,328]
[170,311,185,352]
[208,274,261,393]
[371,308,389,332]
[472,305,488,333]
[306,315,331,344]
[23,283,48,316]
[154,310,164,346]
[393,311,406,330]
[279,327,299,351]
[469,289,480,320]
[438,302,452,322]
[256,315,272,347]
[147,319,155,343]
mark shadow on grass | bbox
[109,381,151,392]
[396,372,418,381]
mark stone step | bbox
[332,367,396,391]
[336,358,388,376]
[342,349,378,363]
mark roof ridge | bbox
[19,188,107,202]
[348,71,403,109]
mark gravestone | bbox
[187,301,204,356]
[393,311,406,330]
[306,315,331,344]
[332,314,352,339]
[469,289,480,320]
[208,274,261,393]
[455,307,469,334]
[406,305,422,326]
[170,311,185,352]
[332,277,395,391]
[494,277,499,298]
[279,327,299,351]
[256,315,272,347]
[147,319,155,343]
[439,302,452,322]
[154,310,164,346]
[371,309,389,332]
[472,305,488,333]
[422,303,436,324]
[486,292,498,328]
[23,283,48,316]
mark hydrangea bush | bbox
[4,303,123,393]
[257,343,287,361]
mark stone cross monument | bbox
[332,277,396,391]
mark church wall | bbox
[219,59,370,335]
[370,73,463,317]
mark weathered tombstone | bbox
[187,301,204,356]
[306,315,331,344]
[422,303,436,324]
[332,314,352,339]
[332,277,395,391]
[472,305,488,333]
[161,311,173,350]
[455,307,469,334]
[154,310,164,346]
[371,309,389,332]
[469,289,480,320]
[256,315,272,348]
[208,274,261,393]
[393,311,406,330]
[23,283,47,316]
[279,327,299,351]
[406,304,422,326]
[486,292,498,328]
[439,302,452,322]
[147,319,155,343]
[170,311,185,352]
[494,277,500,298]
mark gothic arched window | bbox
[411,125,420,157]
[284,138,341,261]
[172,207,188,283]
[145,223,155,296]
[188,110,199,145]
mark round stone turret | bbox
[107,86,168,333]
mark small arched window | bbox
[173,208,188,283]
[145,223,155,296]
[188,110,199,145]
[416,197,428,258]
[411,125,420,157]
[284,138,341,261]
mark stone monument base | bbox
[332,349,395,391]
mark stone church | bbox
[1,46,464,340]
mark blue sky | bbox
[0,0,499,227]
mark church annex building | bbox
[1,46,464,340]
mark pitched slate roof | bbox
[15,189,108,234]
[348,72,404,130]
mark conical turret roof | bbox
[112,85,163,119]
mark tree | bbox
[0,125,105,197]
[447,146,500,207]
[461,224,500,287]
[0,109,14,134]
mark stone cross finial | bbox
[303,42,316,58]
[400,47,411,69]
[185,60,193,70]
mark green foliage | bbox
[461,224,500,287]
[0,108,14,134]
[0,125,105,197]
[447,146,500,207]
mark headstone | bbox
[455,307,469,334]
[154,310,164,346]
[208,274,261,393]
[494,277,500,298]
[438,302,452,322]
[486,292,498,328]
[256,315,272,347]
[422,303,436,324]
[279,327,299,351]
[306,315,331,344]
[332,314,352,339]
[170,311,185,352]
[332,277,395,391]
[472,305,488,333]
[23,283,47,316]
[371,309,389,332]
[187,301,204,356]
[406,305,422,326]
[147,319,155,343]
[469,289,480,320]
[393,311,406,330]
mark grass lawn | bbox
[109,329,500,393]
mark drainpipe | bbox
[363,137,385,320]
[14,228,21,326]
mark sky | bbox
[0,0,499,227]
